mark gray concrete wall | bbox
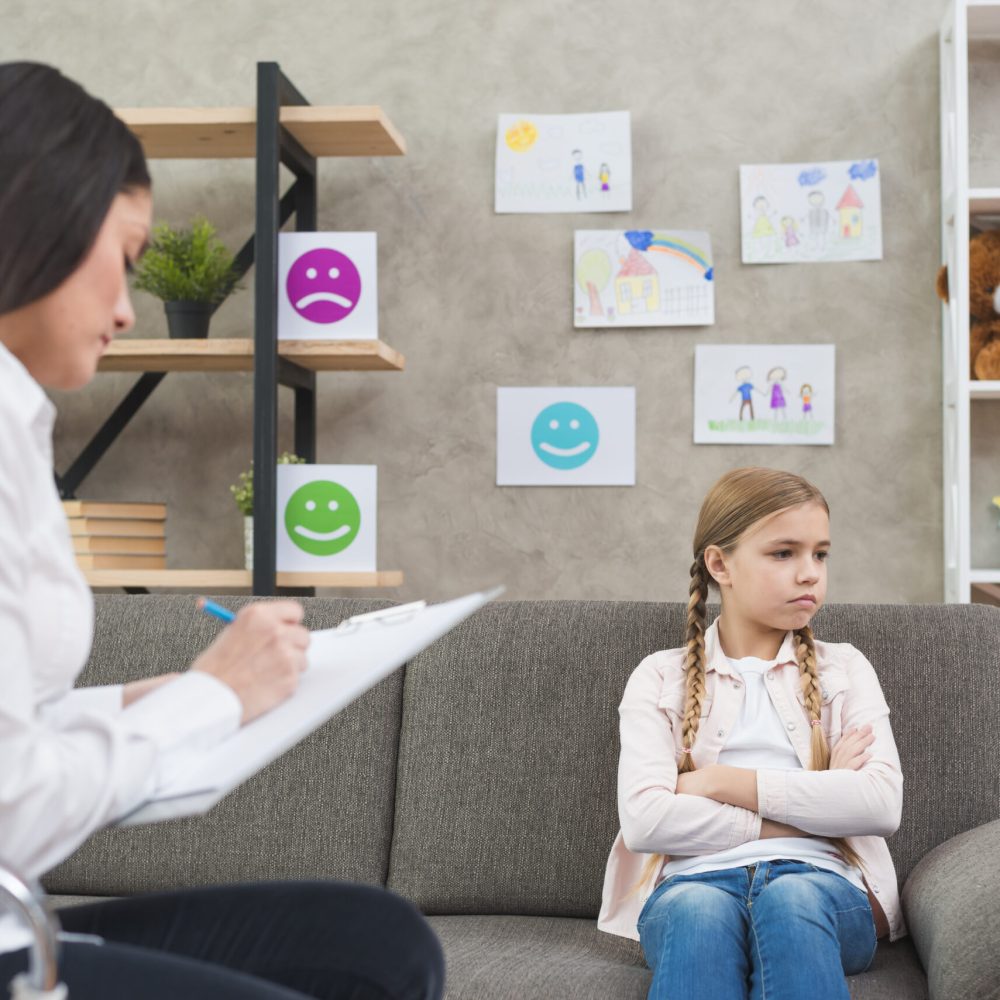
[4,0,948,603]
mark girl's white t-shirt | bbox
[657,653,866,893]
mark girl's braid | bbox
[679,558,709,774]
[793,625,867,875]
[634,558,711,891]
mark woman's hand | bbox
[191,600,310,724]
[122,673,181,707]
[829,724,875,771]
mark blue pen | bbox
[198,598,236,623]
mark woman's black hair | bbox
[0,62,151,316]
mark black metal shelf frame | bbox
[56,63,320,597]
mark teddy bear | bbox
[937,230,1000,380]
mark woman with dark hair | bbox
[0,62,444,1000]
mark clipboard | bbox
[117,586,503,826]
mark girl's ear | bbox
[703,544,731,587]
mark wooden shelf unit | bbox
[98,339,405,373]
[115,106,407,159]
[941,1,1000,601]
[58,65,409,596]
[83,569,404,590]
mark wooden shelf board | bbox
[98,338,405,373]
[115,106,406,159]
[84,569,404,589]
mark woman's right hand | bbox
[829,724,875,771]
[191,600,310,724]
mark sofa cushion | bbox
[427,915,927,1000]
[428,915,648,1000]
[388,600,683,916]
[43,595,402,896]
[388,600,1000,919]
[812,602,1000,885]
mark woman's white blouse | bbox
[0,342,241,953]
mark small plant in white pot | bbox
[230,452,306,570]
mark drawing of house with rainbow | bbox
[615,249,660,315]
[836,185,863,238]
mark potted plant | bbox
[132,217,242,338]
[230,452,306,570]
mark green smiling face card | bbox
[276,465,377,571]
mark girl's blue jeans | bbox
[637,859,878,1000]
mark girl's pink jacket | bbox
[598,620,906,942]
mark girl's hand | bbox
[122,672,181,706]
[191,600,310,724]
[829,724,875,770]
[760,819,812,839]
[675,770,707,797]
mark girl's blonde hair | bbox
[638,467,865,887]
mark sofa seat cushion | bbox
[427,915,648,1000]
[428,915,927,1000]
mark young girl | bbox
[598,467,903,1000]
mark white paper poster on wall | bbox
[739,159,882,264]
[278,232,378,340]
[276,464,377,571]
[693,345,835,446]
[495,111,632,214]
[497,387,635,486]
[574,230,714,327]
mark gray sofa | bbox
[40,596,1000,1000]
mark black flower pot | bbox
[164,300,213,339]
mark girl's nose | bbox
[798,558,820,582]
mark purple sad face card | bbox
[279,233,377,340]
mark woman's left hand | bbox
[122,672,181,707]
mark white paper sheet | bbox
[496,387,635,486]
[739,160,882,264]
[575,229,714,327]
[693,345,835,445]
[495,111,632,214]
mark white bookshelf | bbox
[941,0,1000,601]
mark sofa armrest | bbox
[901,818,1000,1000]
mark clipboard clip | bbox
[334,600,427,635]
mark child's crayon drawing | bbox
[740,159,882,264]
[694,345,835,445]
[496,112,632,214]
[574,229,714,328]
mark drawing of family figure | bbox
[731,366,817,421]
[749,190,833,255]
[572,150,611,200]
[749,197,794,256]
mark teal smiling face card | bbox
[276,464,377,571]
[497,387,635,486]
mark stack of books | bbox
[62,500,167,570]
